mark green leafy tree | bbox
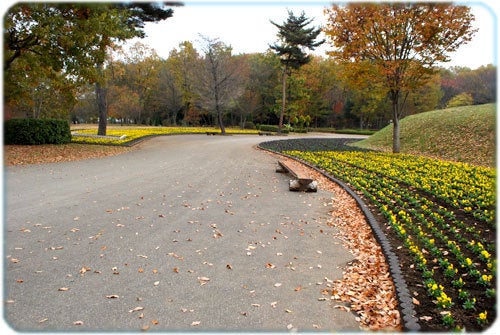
[447,92,474,108]
[167,41,202,123]
[270,10,324,130]
[242,52,281,125]
[93,2,180,134]
[4,2,181,134]
[324,3,476,152]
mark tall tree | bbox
[168,41,201,121]
[94,2,180,135]
[270,10,324,130]
[4,2,181,134]
[240,52,281,125]
[324,3,476,152]
[197,36,242,134]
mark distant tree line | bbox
[4,3,495,132]
[10,39,493,131]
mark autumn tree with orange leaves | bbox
[324,3,476,153]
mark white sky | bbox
[0,0,496,69]
[130,0,498,70]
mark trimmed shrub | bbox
[258,124,291,134]
[258,124,279,132]
[5,118,71,145]
[334,129,376,135]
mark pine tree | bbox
[270,11,324,130]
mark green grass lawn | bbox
[353,104,496,167]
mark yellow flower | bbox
[481,250,491,259]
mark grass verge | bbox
[352,104,496,167]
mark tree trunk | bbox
[96,81,107,136]
[279,66,287,130]
[392,96,401,153]
[215,90,226,134]
[217,106,226,134]
[96,62,107,136]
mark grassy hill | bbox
[353,103,496,167]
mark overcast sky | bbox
[129,0,497,69]
[0,0,496,69]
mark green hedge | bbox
[334,129,376,135]
[258,124,289,134]
[4,118,71,145]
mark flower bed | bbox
[284,149,496,331]
[71,127,260,145]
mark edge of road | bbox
[257,144,421,332]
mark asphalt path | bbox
[4,134,365,332]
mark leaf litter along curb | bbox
[4,144,133,166]
[268,153,402,331]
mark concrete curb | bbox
[258,145,421,331]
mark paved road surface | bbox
[4,134,364,332]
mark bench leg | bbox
[289,179,318,192]
[276,165,287,173]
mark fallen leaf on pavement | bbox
[79,266,91,275]
[129,306,145,313]
[198,277,210,285]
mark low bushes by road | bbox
[5,118,71,145]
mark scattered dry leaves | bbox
[5,144,133,166]
[272,154,402,331]
[197,276,210,286]
[129,306,145,313]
